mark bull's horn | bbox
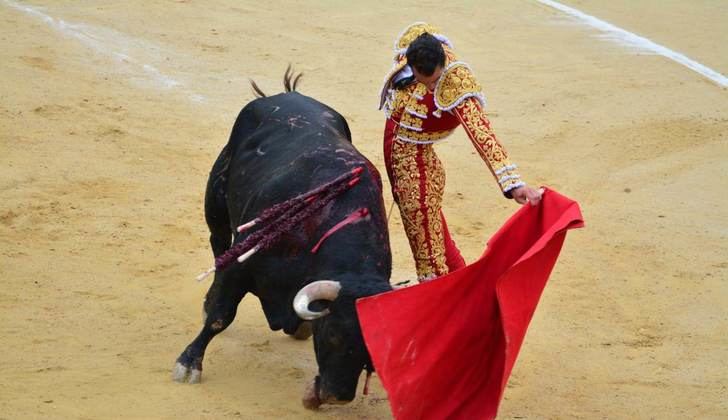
[293,280,342,320]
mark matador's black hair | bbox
[405,33,446,76]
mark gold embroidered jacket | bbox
[380,23,525,195]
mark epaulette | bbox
[394,22,448,53]
[378,56,408,110]
[434,62,486,111]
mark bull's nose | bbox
[303,375,355,409]
[318,383,355,405]
[321,395,352,405]
[302,378,322,410]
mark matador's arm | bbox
[453,97,525,197]
[435,63,525,197]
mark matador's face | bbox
[413,65,444,91]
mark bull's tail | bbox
[250,64,303,98]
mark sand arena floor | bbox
[1,1,726,418]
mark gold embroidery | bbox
[392,82,437,137]
[443,47,457,63]
[393,83,456,143]
[384,88,409,119]
[399,110,424,131]
[405,102,428,118]
[396,128,454,143]
[455,98,521,192]
[411,82,427,99]
[385,81,427,120]
[395,22,442,51]
[435,63,483,111]
[390,140,448,278]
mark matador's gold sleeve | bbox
[454,98,525,197]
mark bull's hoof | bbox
[173,349,203,384]
[173,362,202,384]
[292,321,313,340]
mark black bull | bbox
[173,86,393,407]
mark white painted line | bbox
[2,0,207,102]
[537,0,728,88]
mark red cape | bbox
[356,188,584,419]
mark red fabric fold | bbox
[356,188,584,419]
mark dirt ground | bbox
[1,1,726,418]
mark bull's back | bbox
[224,92,371,225]
[229,92,351,162]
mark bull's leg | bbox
[173,272,246,384]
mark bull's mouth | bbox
[302,375,353,409]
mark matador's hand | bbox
[511,186,544,206]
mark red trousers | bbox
[384,120,466,280]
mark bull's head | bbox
[293,279,390,409]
